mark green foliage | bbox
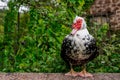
[0,25,4,43]
[87,23,120,73]
[83,0,95,10]
[0,0,120,73]
[0,10,6,25]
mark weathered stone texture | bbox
[0,73,120,80]
[89,0,120,30]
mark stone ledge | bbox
[0,73,120,80]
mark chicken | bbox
[61,16,99,77]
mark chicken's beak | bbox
[71,29,78,35]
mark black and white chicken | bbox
[61,16,99,77]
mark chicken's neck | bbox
[76,28,89,35]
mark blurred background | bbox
[0,0,120,73]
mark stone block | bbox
[118,17,120,20]
[105,0,112,3]
[0,73,120,80]
[114,6,119,11]
[116,10,120,13]
[112,0,118,3]
[116,1,120,6]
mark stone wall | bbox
[89,0,120,30]
[0,73,120,80]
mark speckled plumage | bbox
[61,28,99,66]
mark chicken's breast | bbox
[61,29,98,66]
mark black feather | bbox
[61,34,99,66]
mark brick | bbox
[114,25,120,30]
[105,0,112,3]
[95,5,102,8]
[112,0,118,3]
[117,17,120,21]
[110,22,118,25]
[110,14,116,18]
[94,0,99,4]
[116,10,120,13]
[111,3,116,7]
[98,0,104,4]
[97,8,103,13]
[117,2,120,6]
[106,7,112,13]
[116,14,120,17]
[114,6,119,11]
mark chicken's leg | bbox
[65,63,78,77]
[78,64,93,77]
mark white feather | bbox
[76,28,89,38]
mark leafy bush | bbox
[87,23,120,73]
[0,25,4,43]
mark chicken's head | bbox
[71,16,86,35]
